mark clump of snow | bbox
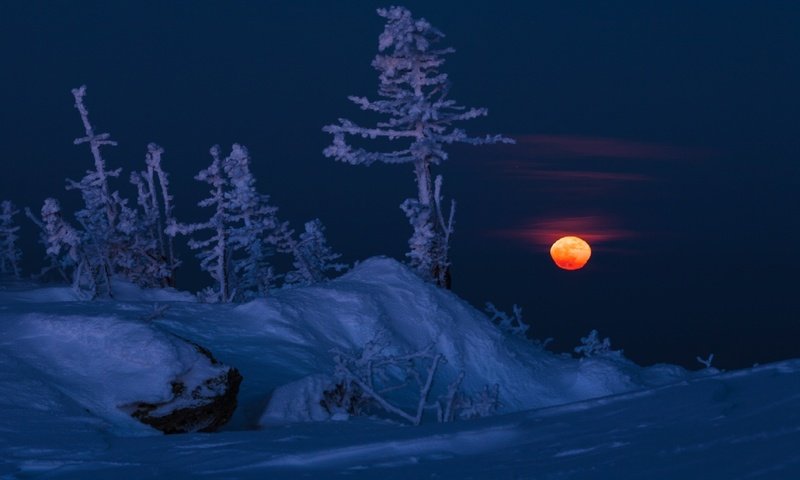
[259,374,331,425]
[109,277,196,303]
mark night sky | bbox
[2,1,798,370]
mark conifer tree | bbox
[167,146,231,302]
[285,219,347,286]
[167,144,288,302]
[222,144,291,300]
[38,198,107,296]
[0,201,22,278]
[323,6,513,287]
[129,143,179,286]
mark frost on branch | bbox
[285,219,348,286]
[167,144,288,302]
[25,206,69,282]
[399,198,435,277]
[67,85,124,262]
[455,384,501,420]
[128,143,180,287]
[0,201,22,278]
[696,353,715,369]
[322,332,445,426]
[167,146,232,303]
[574,329,614,358]
[35,198,107,297]
[485,302,529,338]
[222,144,291,300]
[61,86,180,291]
[400,175,455,286]
[321,332,501,425]
[323,6,513,288]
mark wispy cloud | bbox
[460,134,713,190]
[511,134,712,161]
[494,215,636,251]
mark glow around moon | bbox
[550,236,592,270]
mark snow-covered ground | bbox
[1,258,798,478]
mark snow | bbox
[1,256,798,478]
[0,308,227,436]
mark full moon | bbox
[550,236,592,270]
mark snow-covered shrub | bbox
[285,219,348,286]
[324,332,446,426]
[575,329,613,358]
[695,353,722,375]
[322,331,502,426]
[323,6,513,287]
[167,144,288,302]
[455,384,501,420]
[485,302,529,338]
[319,380,369,418]
[0,200,22,278]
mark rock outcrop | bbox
[128,343,243,434]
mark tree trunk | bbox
[413,159,451,289]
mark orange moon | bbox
[550,236,591,270]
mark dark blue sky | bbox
[2,1,799,369]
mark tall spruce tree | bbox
[323,6,513,287]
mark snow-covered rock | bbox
[126,341,243,434]
[0,312,240,435]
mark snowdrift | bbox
[1,257,692,433]
[155,257,691,426]
[2,257,799,478]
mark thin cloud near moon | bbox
[458,134,713,189]
[510,134,713,161]
[495,215,636,251]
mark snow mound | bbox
[0,257,692,431]
[213,257,690,424]
[0,312,229,435]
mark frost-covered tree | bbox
[168,144,288,302]
[222,144,291,300]
[129,143,179,287]
[0,201,22,278]
[285,219,347,286]
[25,206,68,282]
[67,85,122,247]
[323,6,513,287]
[167,146,231,302]
[67,85,163,295]
[37,198,108,297]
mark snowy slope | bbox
[2,257,797,478]
[1,359,798,478]
[154,257,691,426]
